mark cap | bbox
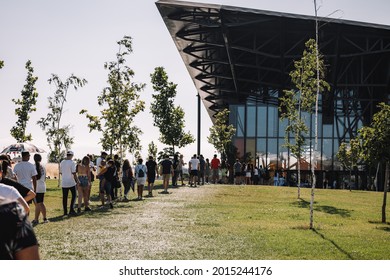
[66,150,74,156]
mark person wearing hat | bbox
[59,150,78,216]
[13,151,38,194]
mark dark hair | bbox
[82,156,90,166]
[138,158,143,164]
[34,154,42,180]
[1,159,10,176]
[122,159,130,170]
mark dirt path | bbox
[38,185,220,260]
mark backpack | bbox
[137,165,145,178]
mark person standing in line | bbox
[122,159,133,201]
[13,151,38,194]
[113,154,122,200]
[233,159,242,185]
[205,158,211,184]
[246,163,253,185]
[160,154,173,194]
[178,154,186,186]
[134,158,147,200]
[0,155,17,180]
[96,151,107,195]
[60,151,78,216]
[273,171,279,186]
[98,159,115,208]
[145,156,158,197]
[210,154,221,184]
[189,154,200,187]
[220,160,228,184]
[172,154,179,187]
[32,154,48,225]
[198,155,205,185]
[76,156,92,213]
[0,177,40,260]
[87,154,95,202]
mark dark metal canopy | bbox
[156,0,390,123]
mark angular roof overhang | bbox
[156,0,390,121]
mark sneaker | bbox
[31,220,39,226]
[43,218,49,223]
[109,203,113,209]
[85,207,92,211]
[77,208,81,214]
[69,209,76,216]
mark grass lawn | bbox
[32,179,389,260]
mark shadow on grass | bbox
[292,199,352,218]
[368,221,390,232]
[312,229,354,260]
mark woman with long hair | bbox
[76,156,92,212]
[122,159,133,201]
[32,154,48,225]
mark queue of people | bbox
[1,150,277,260]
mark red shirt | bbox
[210,158,220,169]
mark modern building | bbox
[156,0,390,188]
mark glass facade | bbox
[229,94,367,188]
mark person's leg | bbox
[77,186,83,211]
[83,188,90,209]
[62,187,69,215]
[69,186,76,213]
[33,203,40,223]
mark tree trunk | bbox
[297,158,301,199]
[382,161,389,223]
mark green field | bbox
[32,180,390,260]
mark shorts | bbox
[35,193,45,203]
[78,176,89,188]
[147,175,156,184]
[162,174,170,181]
[212,169,219,177]
[137,177,146,186]
[0,202,38,260]
[190,170,198,176]
[100,181,112,195]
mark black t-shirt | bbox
[146,160,157,176]
[161,159,173,174]
[0,178,30,198]
[103,166,116,183]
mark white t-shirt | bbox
[13,161,38,191]
[60,159,77,188]
[0,183,23,206]
[189,158,200,171]
[96,157,103,174]
[36,164,47,193]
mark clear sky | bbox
[1,0,389,163]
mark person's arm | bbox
[32,175,37,192]
[24,190,36,203]
[87,166,92,186]
[73,172,79,186]
[17,196,30,214]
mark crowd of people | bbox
[1,149,281,260]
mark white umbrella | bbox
[1,142,46,154]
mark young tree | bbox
[11,60,39,142]
[148,141,158,159]
[81,36,145,157]
[336,138,360,191]
[150,67,195,154]
[207,108,236,160]
[359,103,390,223]
[38,74,87,185]
[279,38,329,201]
